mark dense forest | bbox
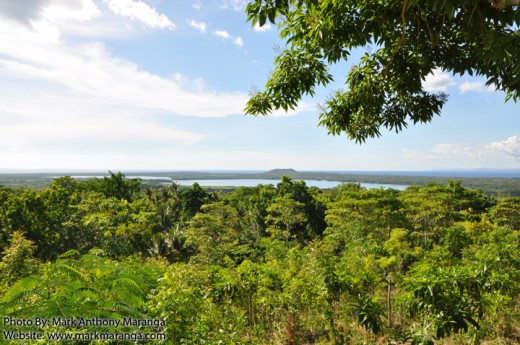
[0,172,518,344]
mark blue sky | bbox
[0,0,519,171]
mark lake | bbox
[60,176,408,190]
[175,179,408,190]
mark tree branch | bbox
[383,0,408,80]
[488,0,520,10]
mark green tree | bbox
[488,196,520,229]
[83,171,141,202]
[185,202,254,266]
[245,0,520,142]
[265,195,308,241]
[402,219,519,342]
[0,231,38,287]
[181,182,218,220]
[38,178,84,259]
[377,228,421,329]
[325,185,406,245]
[146,183,186,261]
[274,176,326,240]
[151,263,208,343]
[400,182,493,248]
[0,180,87,261]
[225,184,277,237]
[79,193,156,257]
[404,265,486,339]
[152,263,250,344]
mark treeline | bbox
[0,173,519,344]
[2,170,520,196]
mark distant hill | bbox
[262,168,297,176]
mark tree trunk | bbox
[285,313,295,345]
[387,277,393,330]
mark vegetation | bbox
[244,0,520,142]
[0,173,518,344]
[2,2,518,344]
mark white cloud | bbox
[422,69,455,92]
[402,146,470,161]
[188,19,206,33]
[253,23,272,32]
[221,0,247,11]
[28,0,168,38]
[29,19,62,42]
[403,136,520,168]
[233,36,244,47]
[102,0,175,29]
[424,137,520,162]
[402,148,420,159]
[0,2,315,170]
[487,136,520,159]
[0,0,126,39]
[431,143,487,158]
[0,0,52,23]
[0,105,204,149]
[213,30,244,48]
[0,0,102,28]
[458,81,491,94]
[214,30,231,39]
[0,17,257,169]
[171,73,207,92]
[43,0,100,21]
[0,33,248,117]
[192,1,203,10]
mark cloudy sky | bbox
[0,0,519,171]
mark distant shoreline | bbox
[0,169,519,196]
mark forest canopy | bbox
[0,174,518,344]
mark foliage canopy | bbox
[245,0,520,142]
[0,175,519,343]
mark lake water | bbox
[175,179,408,190]
[60,176,408,190]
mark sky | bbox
[0,0,519,172]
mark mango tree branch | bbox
[489,0,520,10]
